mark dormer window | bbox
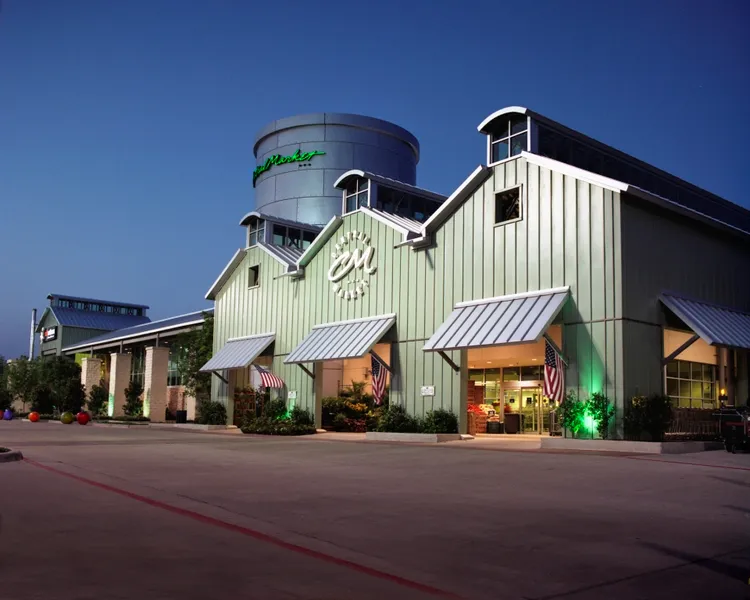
[247,217,265,247]
[344,178,369,214]
[489,115,528,164]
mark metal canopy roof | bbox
[424,288,570,352]
[200,333,276,372]
[285,314,396,364]
[660,293,750,350]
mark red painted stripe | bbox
[626,456,750,471]
[23,458,462,599]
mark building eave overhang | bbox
[205,249,247,300]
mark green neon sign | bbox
[252,149,326,186]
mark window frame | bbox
[247,217,265,248]
[493,185,523,228]
[248,264,260,289]
[342,177,370,214]
[487,116,530,167]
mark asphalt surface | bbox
[1,422,749,600]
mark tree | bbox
[175,311,214,401]
[36,356,86,413]
[87,380,109,416]
[6,357,38,411]
[123,381,144,417]
[0,356,12,412]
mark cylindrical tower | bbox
[252,113,420,226]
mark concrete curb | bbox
[0,449,24,463]
[365,432,462,443]
[149,424,240,432]
[540,438,723,454]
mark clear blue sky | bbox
[1,0,748,359]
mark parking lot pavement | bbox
[1,422,749,600]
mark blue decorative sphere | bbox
[2,409,13,421]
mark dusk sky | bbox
[1,0,748,359]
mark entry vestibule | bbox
[466,325,563,434]
[317,342,392,397]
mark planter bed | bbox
[540,438,723,454]
[150,423,239,432]
[365,432,462,443]
[92,420,150,428]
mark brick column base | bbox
[81,357,102,400]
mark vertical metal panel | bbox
[577,180,592,323]
[604,189,616,320]
[563,175,579,322]
[527,162,540,292]
[539,166,552,290]
[590,185,606,322]
[551,170,565,289]
[482,179,495,299]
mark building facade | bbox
[253,113,420,226]
[63,310,212,421]
[36,294,150,358]
[206,107,750,436]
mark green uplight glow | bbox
[252,149,326,186]
[583,411,597,433]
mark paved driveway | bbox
[1,423,748,599]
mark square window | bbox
[248,265,260,288]
[691,363,703,380]
[666,361,678,378]
[503,367,520,382]
[666,378,679,397]
[510,115,527,136]
[273,225,285,246]
[691,381,703,399]
[495,187,521,224]
[679,380,690,398]
[249,231,257,247]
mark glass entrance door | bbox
[504,385,550,434]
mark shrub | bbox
[376,405,422,433]
[588,392,615,440]
[196,400,227,425]
[264,398,288,420]
[422,409,459,434]
[123,381,144,417]
[290,406,314,427]
[241,415,315,436]
[110,415,150,422]
[31,386,54,414]
[558,391,588,438]
[0,378,11,412]
[87,381,109,416]
[625,394,673,441]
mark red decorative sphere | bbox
[29,412,40,423]
[76,412,90,426]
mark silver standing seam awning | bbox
[660,293,750,350]
[200,333,276,372]
[424,287,569,352]
[285,314,396,364]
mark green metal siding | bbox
[212,157,625,429]
[618,198,750,408]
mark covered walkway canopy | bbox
[424,288,569,352]
[285,314,395,364]
[660,293,750,350]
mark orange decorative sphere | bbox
[76,412,90,426]
[29,412,40,422]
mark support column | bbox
[81,357,102,400]
[718,347,729,406]
[109,353,132,418]
[144,346,169,423]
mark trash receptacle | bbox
[486,421,504,434]
[175,410,188,424]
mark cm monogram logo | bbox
[327,231,376,301]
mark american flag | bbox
[254,365,284,389]
[544,340,565,403]
[371,354,387,405]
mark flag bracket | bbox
[369,350,392,374]
[543,334,568,367]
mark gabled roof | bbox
[333,170,447,203]
[47,293,149,310]
[205,249,247,301]
[238,210,323,232]
[36,307,150,332]
[420,166,492,235]
[364,207,422,235]
[478,106,750,234]
[63,309,213,353]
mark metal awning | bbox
[200,333,275,372]
[285,314,396,364]
[660,293,750,350]
[424,287,569,352]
